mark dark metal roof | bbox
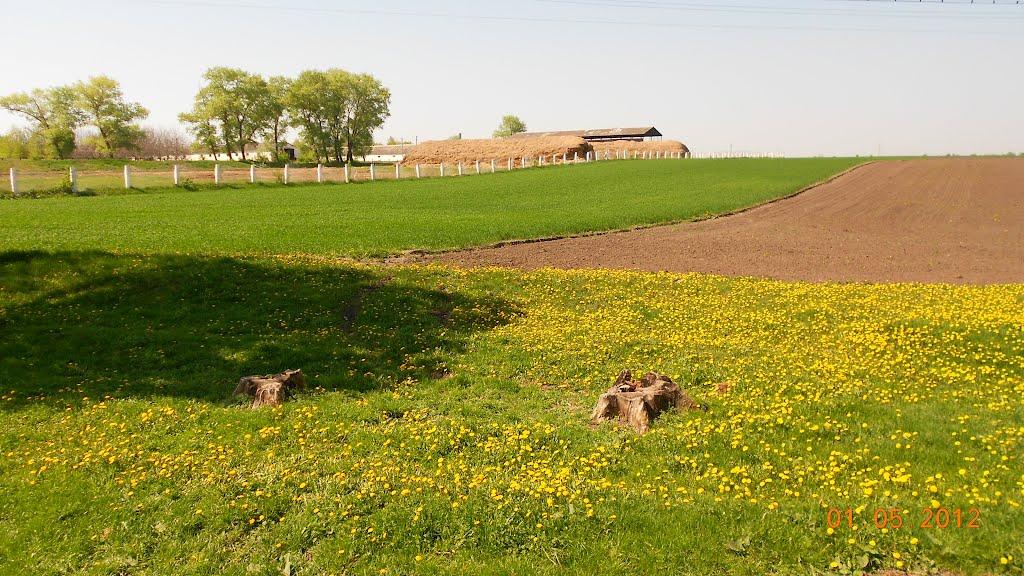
[509,127,662,140]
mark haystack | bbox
[591,139,689,156]
[401,136,593,166]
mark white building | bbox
[358,144,412,163]
[186,143,297,162]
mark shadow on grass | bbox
[0,250,516,408]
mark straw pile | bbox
[591,140,689,156]
[401,136,593,165]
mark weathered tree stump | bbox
[234,369,305,408]
[590,370,702,433]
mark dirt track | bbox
[430,158,1024,284]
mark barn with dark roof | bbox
[509,127,663,142]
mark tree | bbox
[263,76,291,163]
[0,86,84,159]
[493,115,526,138]
[136,127,191,160]
[0,128,31,159]
[73,76,149,157]
[341,73,390,164]
[285,70,333,164]
[179,110,220,159]
[286,69,390,165]
[179,67,272,161]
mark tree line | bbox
[1,67,391,164]
[0,76,148,159]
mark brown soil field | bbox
[401,136,593,165]
[428,157,1024,284]
[590,139,689,156]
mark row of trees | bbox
[0,77,149,159]
[0,125,191,160]
[1,68,391,163]
[179,67,390,164]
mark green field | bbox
[1,252,1021,575]
[1,159,1021,575]
[0,158,861,256]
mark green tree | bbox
[179,67,272,161]
[341,73,390,164]
[286,69,390,165]
[179,111,220,158]
[0,128,31,159]
[73,76,149,157]
[285,70,333,164]
[0,87,84,159]
[493,115,526,138]
[263,76,291,163]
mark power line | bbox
[121,0,1023,35]
[828,0,1021,5]
[539,0,1024,19]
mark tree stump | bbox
[590,370,702,433]
[234,369,305,408]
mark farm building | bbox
[187,142,297,162]
[358,144,413,163]
[509,127,664,143]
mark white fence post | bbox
[250,164,256,183]
[573,152,578,163]
[172,164,180,186]
[316,163,323,183]
[69,166,77,193]
[476,160,481,174]
[440,163,445,177]
[395,163,401,179]
[370,163,375,181]
[490,159,495,173]
[9,168,17,196]
[508,158,513,171]
[283,164,289,184]
[458,162,463,176]
[344,163,350,183]
[415,164,421,178]
[123,165,131,189]
[214,163,221,185]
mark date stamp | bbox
[827,507,980,530]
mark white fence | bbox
[5,149,693,196]
[689,151,786,159]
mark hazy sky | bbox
[2,0,1022,157]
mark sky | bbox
[1,0,1022,157]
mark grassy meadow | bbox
[0,158,862,256]
[0,159,1021,575]
[1,252,1021,575]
